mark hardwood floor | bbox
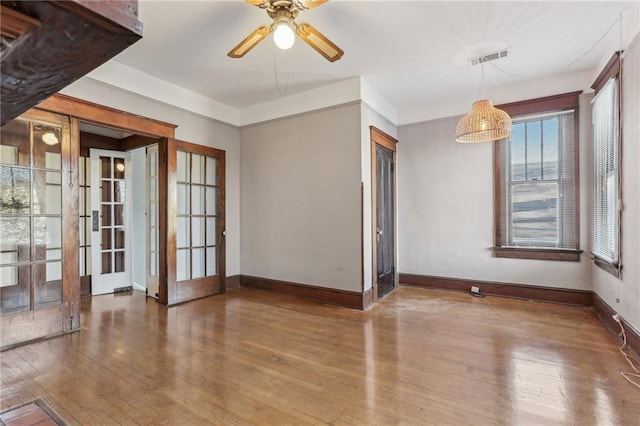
[1,286,638,425]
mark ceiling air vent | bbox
[469,49,508,66]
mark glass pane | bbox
[114,228,125,249]
[102,205,112,226]
[79,157,86,185]
[0,217,30,263]
[149,226,157,251]
[85,187,91,211]
[79,217,85,245]
[114,180,126,203]
[0,166,30,214]
[32,170,62,215]
[206,247,217,276]
[510,182,559,246]
[192,217,204,247]
[192,248,205,279]
[177,217,190,248]
[33,217,62,261]
[0,264,30,313]
[34,262,62,306]
[542,118,559,180]
[149,177,157,202]
[177,249,189,281]
[192,154,204,184]
[79,188,85,216]
[206,217,216,246]
[101,252,112,274]
[114,204,124,226]
[102,228,112,250]
[177,183,189,215]
[86,251,92,275]
[192,185,204,215]
[45,152,61,171]
[115,251,125,273]
[206,187,217,216]
[101,156,112,179]
[79,249,85,276]
[525,121,542,181]
[149,252,157,276]
[149,204,157,227]
[101,181,112,202]
[33,125,61,169]
[205,156,217,185]
[114,158,125,180]
[46,249,61,261]
[0,120,30,166]
[149,151,157,177]
[86,220,92,245]
[177,151,189,182]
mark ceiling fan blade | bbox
[297,0,329,9]
[228,25,272,58]
[296,23,343,62]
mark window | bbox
[591,52,621,277]
[494,92,581,261]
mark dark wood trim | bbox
[240,275,370,310]
[593,292,639,362]
[496,91,582,117]
[226,275,240,289]
[80,276,91,296]
[120,134,160,151]
[494,247,583,261]
[0,5,40,39]
[593,256,621,278]
[591,51,622,94]
[80,131,122,152]
[399,273,593,306]
[157,139,169,305]
[37,94,177,139]
[494,91,581,259]
[370,126,398,302]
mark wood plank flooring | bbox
[1,286,639,425]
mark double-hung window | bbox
[591,52,621,277]
[494,92,581,261]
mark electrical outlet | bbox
[471,286,480,294]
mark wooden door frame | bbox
[166,139,226,306]
[35,94,177,305]
[370,126,398,302]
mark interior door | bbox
[90,149,132,295]
[0,110,79,349]
[146,145,159,298]
[166,139,225,305]
[376,143,395,298]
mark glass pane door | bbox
[90,149,132,295]
[166,139,225,305]
[146,144,159,298]
[0,110,75,348]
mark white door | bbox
[146,145,159,298]
[90,149,132,295]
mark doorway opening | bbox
[78,122,161,299]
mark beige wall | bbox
[397,94,593,291]
[240,103,363,291]
[60,78,242,277]
[592,35,640,332]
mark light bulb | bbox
[116,163,125,172]
[41,132,59,145]
[273,22,295,50]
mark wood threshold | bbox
[240,275,370,310]
[399,273,593,306]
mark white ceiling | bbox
[110,0,637,125]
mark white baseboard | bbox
[132,282,146,292]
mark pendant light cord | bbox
[273,43,290,97]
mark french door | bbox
[90,149,132,295]
[165,139,225,305]
[0,110,79,349]
[146,145,160,298]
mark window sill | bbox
[494,247,583,261]
[592,255,621,278]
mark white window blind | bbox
[498,110,577,249]
[591,76,619,264]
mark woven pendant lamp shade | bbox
[455,99,512,143]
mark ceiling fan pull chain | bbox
[273,44,291,97]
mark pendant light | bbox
[455,58,511,143]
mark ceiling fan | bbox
[228,0,344,62]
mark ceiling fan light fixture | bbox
[455,99,512,143]
[273,19,295,50]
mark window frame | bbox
[493,91,583,261]
[590,51,622,278]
